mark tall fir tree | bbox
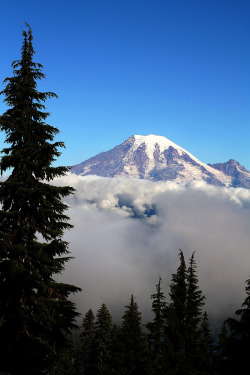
[146,276,167,374]
[91,303,113,375]
[77,309,96,375]
[0,25,81,374]
[119,294,148,375]
[185,252,206,370]
[164,250,187,374]
[164,250,211,375]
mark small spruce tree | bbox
[0,25,81,375]
[146,276,167,374]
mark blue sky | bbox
[0,0,249,169]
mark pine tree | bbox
[164,250,210,374]
[199,312,215,374]
[216,321,230,375]
[0,25,81,374]
[227,277,250,338]
[77,309,96,374]
[146,277,167,374]
[119,295,148,375]
[164,250,187,374]
[45,333,77,375]
[109,324,124,375]
[92,303,113,375]
[185,252,206,369]
[225,276,250,373]
[200,312,214,353]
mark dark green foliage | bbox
[186,252,205,330]
[44,258,249,375]
[44,336,77,375]
[109,324,124,375]
[118,295,148,374]
[164,250,212,374]
[0,25,80,374]
[216,321,230,375]
[225,277,250,373]
[200,312,214,353]
[146,277,167,374]
[164,250,187,373]
[199,312,216,373]
[77,309,96,374]
[185,252,206,370]
[91,304,113,374]
[226,277,250,338]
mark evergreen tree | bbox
[77,309,96,374]
[227,277,250,338]
[92,303,113,375]
[164,250,187,374]
[199,312,215,374]
[146,277,166,374]
[200,312,214,354]
[164,250,210,374]
[0,25,80,374]
[225,276,250,373]
[109,324,124,375]
[44,333,77,375]
[185,252,206,369]
[119,295,148,375]
[216,321,230,375]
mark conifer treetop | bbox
[0,25,80,375]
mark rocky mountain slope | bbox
[71,135,250,188]
[208,159,250,189]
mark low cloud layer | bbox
[51,174,250,329]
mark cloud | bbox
[51,174,250,329]
[2,171,250,328]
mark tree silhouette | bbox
[0,25,80,375]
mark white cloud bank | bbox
[52,174,250,329]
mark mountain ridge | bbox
[71,135,250,188]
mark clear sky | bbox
[0,0,249,169]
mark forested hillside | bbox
[41,250,250,375]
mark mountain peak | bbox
[131,134,182,150]
[71,135,250,188]
[125,134,191,161]
[208,159,250,188]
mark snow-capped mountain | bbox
[208,160,250,189]
[71,135,250,188]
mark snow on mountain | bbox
[208,159,250,189]
[71,135,249,188]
